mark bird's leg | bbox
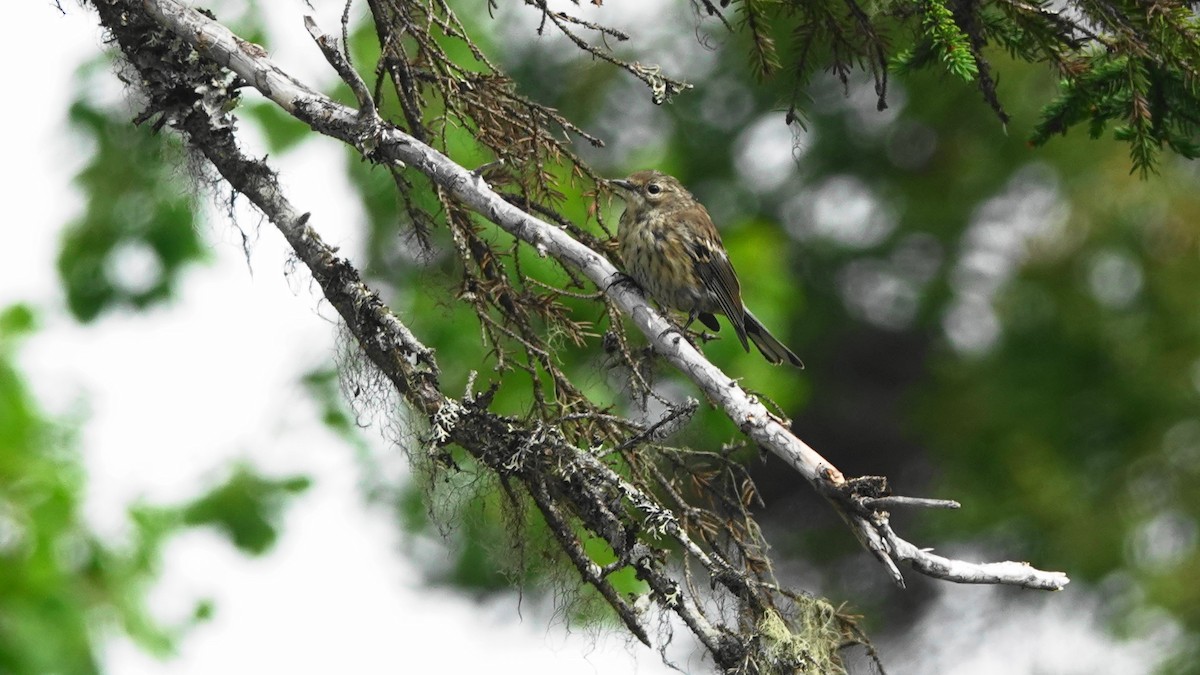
[680,310,720,344]
[657,311,701,350]
[681,310,699,331]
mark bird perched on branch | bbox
[609,170,803,368]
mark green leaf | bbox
[0,304,36,339]
[182,465,312,555]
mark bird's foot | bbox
[604,271,643,295]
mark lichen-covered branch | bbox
[108,0,1068,593]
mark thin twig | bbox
[304,16,377,121]
[861,496,961,510]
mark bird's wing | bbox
[679,207,749,350]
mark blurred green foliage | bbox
[246,101,310,154]
[180,465,311,555]
[0,304,308,674]
[60,63,207,321]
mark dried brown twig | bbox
[529,0,693,104]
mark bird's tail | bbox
[743,308,804,368]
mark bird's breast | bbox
[618,213,708,312]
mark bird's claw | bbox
[605,271,643,294]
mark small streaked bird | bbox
[609,170,804,368]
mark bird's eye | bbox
[646,183,662,195]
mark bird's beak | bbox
[608,178,635,192]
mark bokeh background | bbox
[6,0,1199,672]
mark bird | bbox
[609,170,804,368]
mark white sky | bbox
[4,2,1183,674]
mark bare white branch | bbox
[885,524,1071,590]
[136,0,1069,592]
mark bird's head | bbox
[608,170,689,212]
